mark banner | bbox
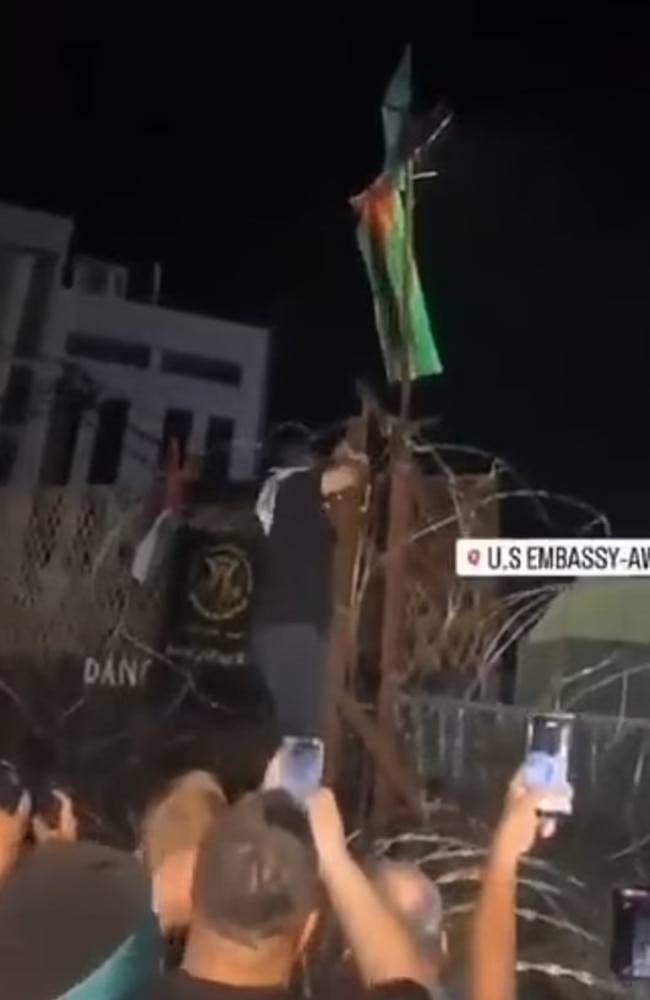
[163,524,258,671]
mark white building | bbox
[0,201,270,490]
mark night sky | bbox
[2,11,650,532]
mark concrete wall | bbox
[0,202,71,360]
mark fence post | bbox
[373,451,413,825]
[323,412,369,789]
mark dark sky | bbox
[2,10,650,531]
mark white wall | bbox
[0,201,270,489]
[0,203,73,256]
[56,291,268,487]
[0,203,71,361]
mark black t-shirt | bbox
[130,970,432,1000]
[130,972,289,1000]
[253,469,335,632]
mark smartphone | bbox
[523,713,574,815]
[611,886,650,979]
[277,737,324,804]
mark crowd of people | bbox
[0,760,559,1000]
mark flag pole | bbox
[399,157,415,424]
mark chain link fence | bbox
[0,486,274,845]
[0,486,160,657]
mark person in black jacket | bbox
[251,441,367,739]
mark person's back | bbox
[254,465,334,631]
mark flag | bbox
[355,175,442,382]
[382,45,412,176]
[353,46,443,382]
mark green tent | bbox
[515,579,650,718]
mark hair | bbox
[276,442,314,469]
[264,425,314,471]
[140,770,227,872]
[368,859,444,949]
[192,789,320,944]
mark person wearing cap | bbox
[251,438,367,740]
[133,786,433,1000]
[0,839,162,1000]
[0,768,226,992]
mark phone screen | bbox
[277,737,324,803]
[523,713,573,814]
[611,887,650,979]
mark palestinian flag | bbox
[353,45,444,383]
[355,174,442,382]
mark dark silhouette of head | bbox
[184,789,321,987]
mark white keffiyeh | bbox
[131,508,178,585]
[255,466,310,535]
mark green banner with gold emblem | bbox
[163,525,258,670]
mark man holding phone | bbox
[471,716,575,1000]
[471,770,569,1000]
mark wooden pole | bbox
[338,686,421,815]
[322,403,370,788]
[372,443,412,825]
[369,159,417,825]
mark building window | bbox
[0,365,33,427]
[159,408,193,466]
[202,416,234,483]
[66,332,151,370]
[160,350,241,386]
[88,399,130,485]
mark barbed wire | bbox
[374,724,645,995]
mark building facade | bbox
[0,201,270,491]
